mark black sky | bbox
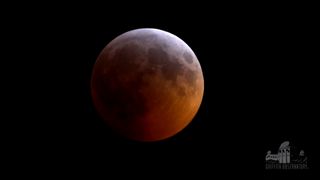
[6,2,317,178]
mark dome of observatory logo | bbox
[265,141,308,170]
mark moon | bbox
[91,28,204,141]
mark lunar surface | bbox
[91,28,204,141]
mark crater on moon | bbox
[148,47,168,66]
[183,51,194,64]
[160,57,183,84]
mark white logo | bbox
[265,141,308,170]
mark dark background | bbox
[6,2,317,179]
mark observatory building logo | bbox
[265,141,308,170]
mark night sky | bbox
[7,2,317,178]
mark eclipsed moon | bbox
[91,28,204,141]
